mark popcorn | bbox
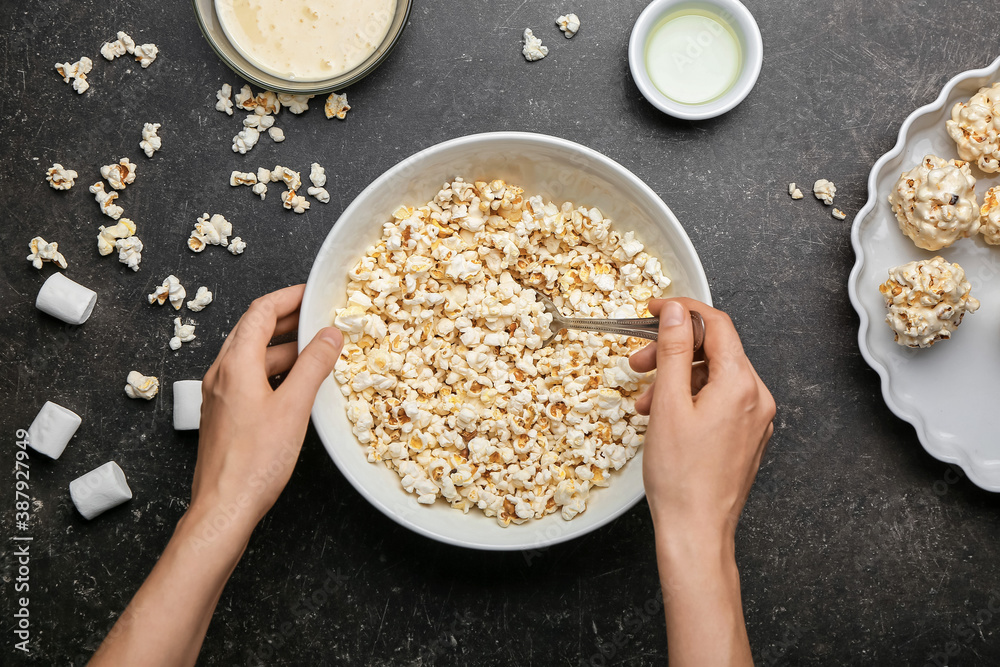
[234,85,255,111]
[55,57,92,94]
[980,185,1000,245]
[227,237,246,255]
[272,166,301,190]
[307,186,330,203]
[215,83,233,115]
[186,286,213,311]
[100,158,137,190]
[813,179,836,205]
[334,178,666,525]
[26,237,67,270]
[556,13,580,38]
[832,208,847,220]
[147,274,185,310]
[887,154,979,251]
[89,182,124,219]
[116,236,143,271]
[325,93,350,119]
[139,122,162,158]
[46,163,77,190]
[946,83,1000,173]
[522,28,548,61]
[188,213,232,252]
[97,218,136,256]
[132,43,158,68]
[879,256,979,348]
[310,163,327,188]
[124,371,159,400]
[281,189,310,213]
[252,182,267,200]
[230,170,257,186]
[788,182,803,199]
[277,93,313,114]
[268,127,285,142]
[232,126,260,154]
[169,317,196,350]
[100,31,135,60]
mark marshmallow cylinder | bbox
[36,272,98,325]
[172,380,203,430]
[69,461,133,520]
[27,401,82,459]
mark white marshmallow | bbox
[69,461,133,520]
[27,401,81,459]
[35,272,97,325]
[172,380,203,431]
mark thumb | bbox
[651,300,694,410]
[278,327,344,412]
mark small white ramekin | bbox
[629,0,763,120]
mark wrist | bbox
[175,497,256,560]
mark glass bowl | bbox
[192,0,413,95]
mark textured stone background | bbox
[2,0,1000,665]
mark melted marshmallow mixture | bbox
[947,82,1000,173]
[887,154,980,251]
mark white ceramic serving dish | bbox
[300,132,713,550]
[849,55,1000,492]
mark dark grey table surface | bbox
[3,0,1000,665]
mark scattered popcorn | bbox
[278,93,312,114]
[257,115,275,129]
[46,163,77,190]
[116,236,143,271]
[132,43,158,68]
[946,82,1000,173]
[325,92,350,119]
[234,85,255,110]
[980,185,1000,245]
[139,122,162,158]
[252,182,268,200]
[788,182,803,199]
[879,256,979,348]
[257,167,272,183]
[232,126,260,154]
[307,186,330,203]
[54,57,92,94]
[188,213,232,252]
[186,286,213,311]
[832,208,847,220]
[97,218,136,256]
[272,166,301,190]
[100,158,137,190]
[215,83,233,115]
[235,85,280,115]
[887,154,979,251]
[268,127,285,142]
[281,190,310,213]
[522,28,548,61]
[230,170,257,186]
[89,182,124,220]
[26,237,67,270]
[169,317,196,351]
[147,274,185,310]
[556,13,580,38]
[813,179,837,205]
[310,163,327,188]
[333,178,670,526]
[227,237,246,255]
[124,371,159,400]
[101,31,135,60]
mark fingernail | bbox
[662,301,685,327]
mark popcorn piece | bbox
[97,218,136,256]
[268,127,285,142]
[307,186,330,203]
[186,286,213,311]
[309,163,327,188]
[116,236,143,271]
[227,237,246,255]
[258,115,275,129]
[277,93,312,114]
[556,13,580,38]
[788,182,803,199]
[132,43,158,68]
[188,213,232,252]
[147,274,186,310]
[273,166,301,190]
[89,182,124,220]
[36,273,97,325]
[832,208,847,220]
[124,371,159,400]
[325,92,350,119]
[252,182,267,200]
[215,83,233,115]
[887,154,979,251]
[980,185,1000,245]
[139,122,162,158]
[69,462,133,520]
[100,31,135,60]
[879,256,979,348]
[172,380,203,430]
[813,179,837,205]
[281,190,310,213]
[169,317,196,350]
[230,170,257,186]
[234,85,255,110]
[46,163,77,190]
[232,126,260,154]
[26,237,67,270]
[100,158,137,190]
[27,401,81,460]
[947,83,1000,173]
[54,57,92,94]
[522,28,548,61]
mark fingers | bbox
[629,342,657,374]
[265,342,299,377]
[635,386,653,416]
[272,311,300,340]
[650,300,694,410]
[277,327,344,416]
[229,285,307,356]
[658,297,748,377]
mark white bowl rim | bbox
[628,0,764,121]
[301,131,713,549]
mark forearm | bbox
[90,504,253,666]
[654,519,753,667]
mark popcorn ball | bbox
[979,185,1000,245]
[333,178,672,527]
[887,155,979,251]
[946,82,1000,173]
[878,256,979,348]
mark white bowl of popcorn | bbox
[301,132,712,550]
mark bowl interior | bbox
[301,132,712,550]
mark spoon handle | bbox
[557,311,705,351]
